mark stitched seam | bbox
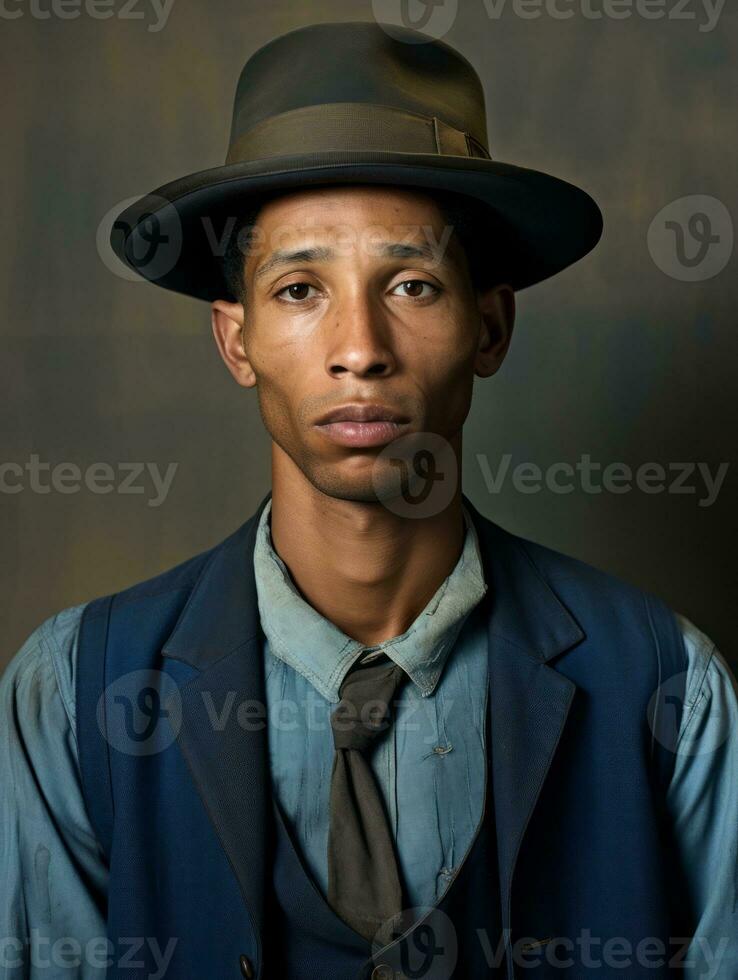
[40,626,77,740]
[676,651,716,748]
[37,606,90,739]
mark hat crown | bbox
[227,21,489,158]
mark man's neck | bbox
[268,455,466,647]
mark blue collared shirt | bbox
[1,520,737,977]
[254,500,490,909]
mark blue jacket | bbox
[75,491,692,978]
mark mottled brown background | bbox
[1,0,736,670]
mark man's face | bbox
[212,185,514,503]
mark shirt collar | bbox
[253,498,488,702]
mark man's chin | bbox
[305,460,410,506]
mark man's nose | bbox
[324,293,397,379]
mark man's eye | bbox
[392,280,439,299]
[276,282,317,302]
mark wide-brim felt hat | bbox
[110,21,603,302]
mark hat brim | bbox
[110,150,603,301]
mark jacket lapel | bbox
[464,496,583,963]
[161,490,584,970]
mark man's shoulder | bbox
[1,603,89,728]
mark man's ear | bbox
[211,299,257,388]
[474,284,515,378]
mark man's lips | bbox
[313,403,411,448]
[315,419,410,448]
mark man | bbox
[1,20,736,980]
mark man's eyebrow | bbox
[252,240,452,282]
[253,246,333,282]
[379,241,441,262]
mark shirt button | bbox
[371,965,393,980]
[239,954,254,978]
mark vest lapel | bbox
[464,495,583,971]
[161,490,273,964]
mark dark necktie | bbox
[327,651,409,943]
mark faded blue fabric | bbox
[665,613,738,976]
[1,540,737,977]
[253,500,490,909]
[0,604,110,979]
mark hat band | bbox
[225,102,491,165]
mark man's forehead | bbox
[253,184,448,227]
[244,187,464,275]
[249,222,451,254]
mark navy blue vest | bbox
[76,492,693,978]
